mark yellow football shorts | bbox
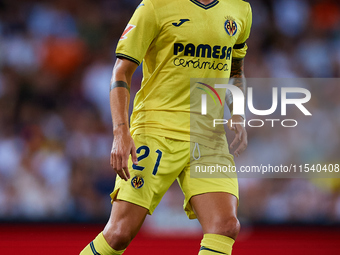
[110,133,238,219]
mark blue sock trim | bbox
[90,241,101,255]
[200,246,225,254]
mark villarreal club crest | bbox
[131,175,144,189]
[224,16,237,37]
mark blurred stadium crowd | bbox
[0,0,340,226]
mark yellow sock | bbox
[198,234,235,255]
[80,232,126,255]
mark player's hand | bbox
[110,129,138,181]
[227,115,247,157]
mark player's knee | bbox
[103,226,133,250]
[209,216,240,239]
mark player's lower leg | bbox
[190,192,240,255]
[80,200,148,255]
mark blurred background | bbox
[0,0,340,254]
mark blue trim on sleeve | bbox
[116,53,141,66]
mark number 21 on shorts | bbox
[132,145,163,175]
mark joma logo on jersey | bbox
[174,43,232,60]
[172,19,190,27]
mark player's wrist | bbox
[232,114,245,120]
[230,111,245,121]
[113,122,130,136]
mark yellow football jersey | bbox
[116,0,252,146]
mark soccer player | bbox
[80,0,251,254]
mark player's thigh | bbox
[179,141,239,219]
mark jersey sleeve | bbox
[232,3,252,59]
[116,0,159,66]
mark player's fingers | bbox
[116,153,123,173]
[121,154,131,180]
[122,166,130,180]
[230,124,242,149]
[112,152,126,181]
[234,131,248,157]
[111,151,116,169]
[234,140,247,157]
[235,124,243,141]
[227,119,236,131]
[131,143,138,165]
[230,132,240,149]
[112,153,127,180]
[116,155,129,181]
[116,167,128,181]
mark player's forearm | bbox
[110,84,130,136]
[227,58,246,117]
[110,59,136,136]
